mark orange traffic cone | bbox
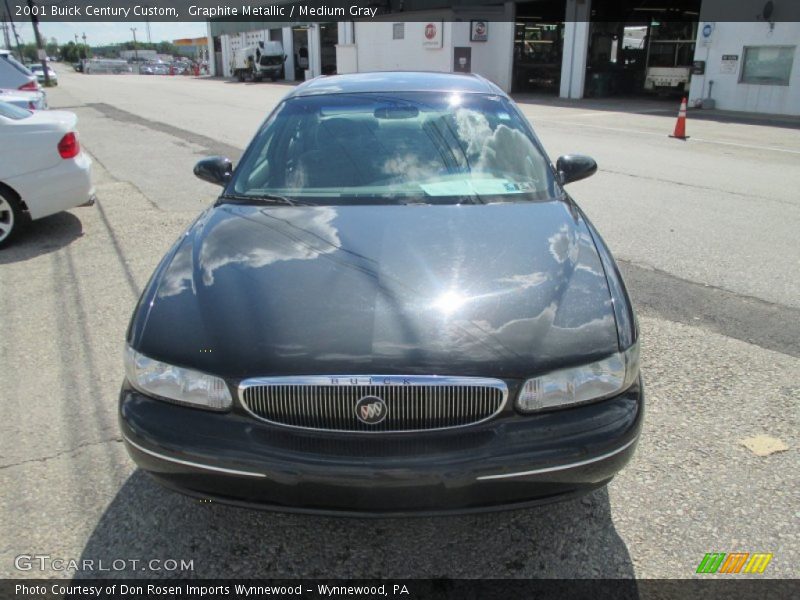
[669,97,689,140]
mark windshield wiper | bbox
[219,193,300,207]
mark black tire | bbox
[0,187,28,249]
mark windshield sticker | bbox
[419,179,538,196]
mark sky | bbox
[3,20,207,47]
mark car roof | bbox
[286,71,506,99]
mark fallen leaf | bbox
[740,435,789,457]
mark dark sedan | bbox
[120,72,642,515]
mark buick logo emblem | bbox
[355,395,387,425]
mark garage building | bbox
[207,0,800,116]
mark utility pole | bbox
[144,6,152,44]
[73,33,81,61]
[130,27,139,72]
[82,32,88,57]
[4,0,24,60]
[26,0,50,86]
[1,15,11,51]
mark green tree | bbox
[20,42,39,63]
[60,41,91,62]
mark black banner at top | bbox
[2,0,800,23]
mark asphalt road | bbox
[0,69,797,580]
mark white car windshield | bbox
[230,92,556,206]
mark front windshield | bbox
[230,92,556,205]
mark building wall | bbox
[350,6,514,92]
[689,14,800,115]
[451,14,514,92]
[353,19,453,75]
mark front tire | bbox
[0,188,28,248]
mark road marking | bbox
[690,136,800,155]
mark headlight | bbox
[124,346,232,411]
[516,342,640,413]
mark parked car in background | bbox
[29,64,58,86]
[0,88,47,110]
[120,72,642,515]
[0,101,94,247]
[0,50,39,91]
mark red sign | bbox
[425,23,437,40]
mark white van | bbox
[0,50,39,91]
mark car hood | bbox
[131,201,619,380]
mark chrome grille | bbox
[238,376,508,432]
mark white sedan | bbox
[30,63,58,86]
[0,87,48,110]
[0,101,94,247]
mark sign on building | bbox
[720,54,739,74]
[423,22,443,49]
[470,21,488,42]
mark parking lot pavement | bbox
[0,70,797,579]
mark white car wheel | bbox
[0,189,26,248]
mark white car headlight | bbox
[124,346,232,411]
[516,342,640,413]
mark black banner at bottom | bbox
[1,579,799,600]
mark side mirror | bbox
[194,156,232,187]
[556,154,597,185]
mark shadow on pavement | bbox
[511,92,676,116]
[686,109,800,130]
[76,470,637,581]
[0,211,83,264]
[511,92,800,129]
[222,79,299,88]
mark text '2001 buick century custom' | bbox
[120,72,642,515]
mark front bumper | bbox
[119,379,643,516]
